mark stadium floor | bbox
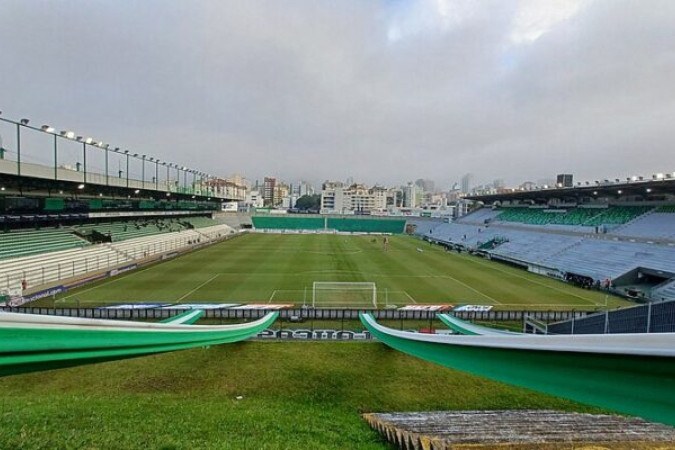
[49,234,630,310]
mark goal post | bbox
[311,282,377,308]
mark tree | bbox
[295,194,321,210]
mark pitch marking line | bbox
[436,273,503,305]
[177,274,220,301]
[60,266,155,300]
[268,290,278,303]
[403,290,418,304]
[465,256,601,306]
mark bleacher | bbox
[0,223,236,292]
[0,228,88,260]
[422,206,675,295]
[584,205,653,226]
[612,209,675,240]
[0,245,133,291]
[74,219,187,242]
[183,216,218,229]
[651,279,675,301]
[492,205,652,229]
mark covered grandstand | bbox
[416,178,675,302]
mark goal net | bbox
[311,282,377,308]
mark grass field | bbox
[48,233,630,310]
[0,342,603,449]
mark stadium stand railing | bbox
[0,223,235,292]
[546,299,675,334]
[0,228,88,260]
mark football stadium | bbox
[2,2,675,449]
[1,114,674,447]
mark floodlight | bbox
[41,125,55,133]
[77,184,85,190]
[20,118,29,125]
[84,137,93,144]
[134,189,140,194]
[76,136,84,142]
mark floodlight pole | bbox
[53,134,58,180]
[15,123,21,177]
[82,142,87,184]
[105,147,109,186]
[155,160,159,191]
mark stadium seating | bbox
[456,208,501,224]
[0,245,133,291]
[0,228,88,260]
[491,206,652,228]
[584,206,653,226]
[183,217,218,229]
[423,206,675,289]
[75,218,187,242]
[0,223,235,291]
[651,280,675,301]
[612,212,675,240]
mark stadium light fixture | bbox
[41,125,55,133]
[77,184,85,190]
[85,137,93,144]
[114,147,120,152]
[0,187,5,191]
[19,118,29,125]
[617,190,623,194]
[134,189,140,194]
[646,188,652,193]
[76,136,83,142]
[593,191,598,195]
[124,150,129,154]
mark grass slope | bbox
[49,234,630,310]
[0,342,603,449]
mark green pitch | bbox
[53,233,630,310]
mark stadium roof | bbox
[466,177,675,204]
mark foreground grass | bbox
[46,234,630,310]
[0,342,603,449]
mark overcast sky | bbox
[1,0,674,189]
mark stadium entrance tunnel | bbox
[613,267,675,301]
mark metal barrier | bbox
[547,299,675,334]
[0,306,585,322]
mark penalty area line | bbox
[268,290,278,303]
[176,274,220,301]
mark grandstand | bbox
[421,179,675,302]
[0,227,88,260]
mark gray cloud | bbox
[1,0,673,189]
